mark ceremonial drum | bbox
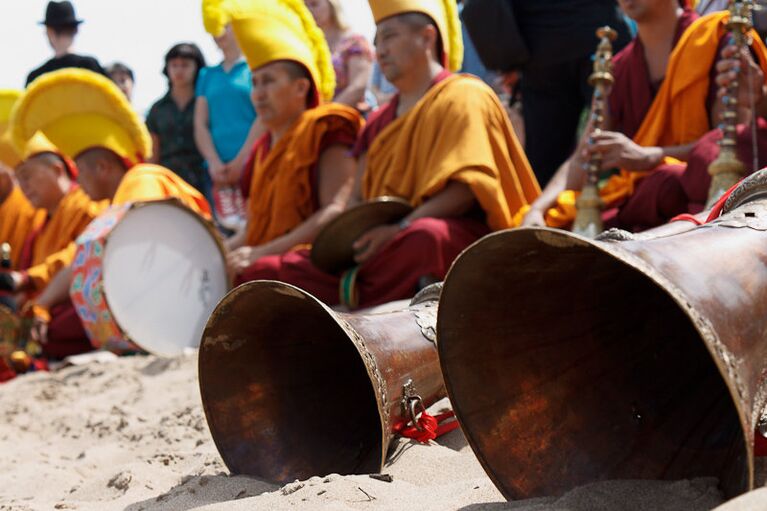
[70,200,229,357]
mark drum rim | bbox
[86,199,230,355]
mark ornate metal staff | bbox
[573,26,617,238]
[706,0,755,208]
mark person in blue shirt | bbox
[194,24,262,205]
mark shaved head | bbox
[16,152,71,211]
[75,147,128,201]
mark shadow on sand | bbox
[123,473,277,511]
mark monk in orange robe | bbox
[198,0,364,279]
[0,167,42,271]
[9,68,212,356]
[0,167,43,312]
[522,0,767,232]
[0,142,106,359]
[239,2,540,308]
[0,91,44,272]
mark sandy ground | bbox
[0,352,759,511]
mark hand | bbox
[19,302,50,346]
[226,157,245,186]
[0,271,22,292]
[226,245,265,275]
[587,131,663,171]
[352,224,400,264]
[715,43,766,107]
[208,160,229,186]
[521,208,546,227]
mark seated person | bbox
[0,132,105,360]
[237,0,540,308]
[9,68,213,352]
[199,0,364,278]
[522,1,767,233]
[0,90,43,272]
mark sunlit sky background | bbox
[1,0,376,114]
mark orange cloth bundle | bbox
[112,163,212,219]
[363,74,540,231]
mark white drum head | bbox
[102,202,228,357]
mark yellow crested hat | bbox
[16,131,80,179]
[369,0,464,72]
[202,0,335,104]
[11,68,152,165]
[0,90,22,168]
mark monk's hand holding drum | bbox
[352,224,401,264]
[587,131,664,172]
[226,245,267,275]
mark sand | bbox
[0,352,758,510]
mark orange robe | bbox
[238,74,540,307]
[0,186,43,269]
[113,164,212,219]
[244,103,363,246]
[545,11,767,229]
[22,187,106,291]
[364,74,539,229]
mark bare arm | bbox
[224,228,247,252]
[194,97,227,185]
[333,56,373,108]
[226,145,356,272]
[349,153,367,207]
[259,145,355,254]
[226,119,266,184]
[33,264,72,311]
[402,181,475,223]
[148,133,161,164]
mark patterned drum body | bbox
[71,200,229,356]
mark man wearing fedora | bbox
[26,1,105,86]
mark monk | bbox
[199,0,363,279]
[238,0,540,308]
[0,167,42,312]
[10,68,211,353]
[0,90,42,271]
[0,166,41,271]
[522,0,767,232]
[0,136,105,360]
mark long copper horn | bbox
[436,170,767,500]
[198,280,444,482]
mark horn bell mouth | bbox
[199,280,383,483]
[438,227,748,500]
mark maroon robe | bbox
[604,8,767,231]
[601,8,697,231]
[17,223,92,361]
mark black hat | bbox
[40,1,83,27]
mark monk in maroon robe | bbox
[523,0,767,232]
